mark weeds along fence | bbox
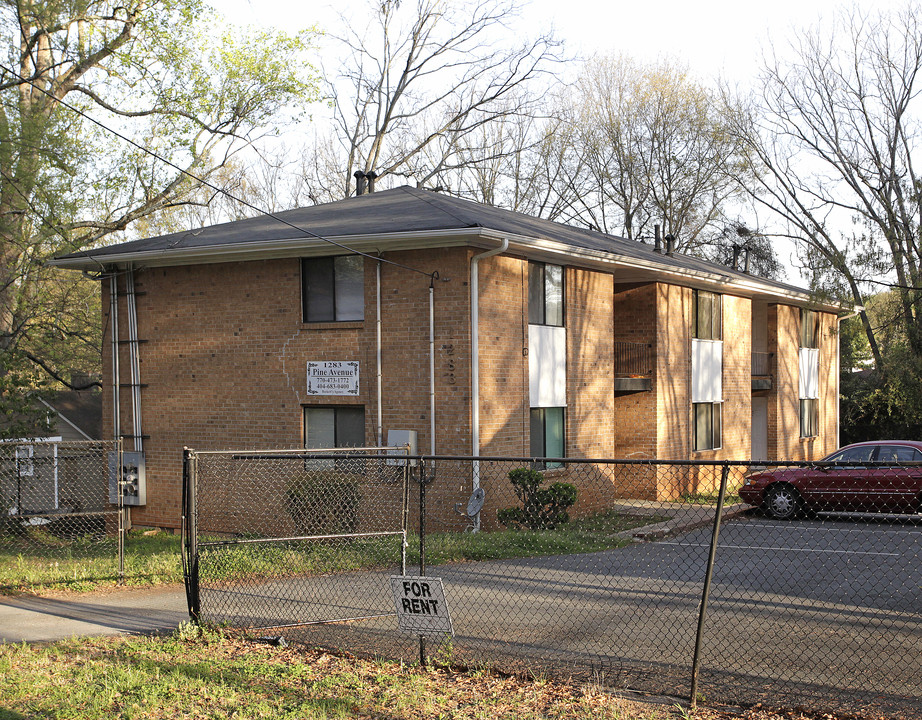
[0,439,126,590]
[182,451,922,718]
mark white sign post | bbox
[306,361,360,396]
[390,576,454,636]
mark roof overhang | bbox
[50,226,842,312]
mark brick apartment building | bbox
[52,186,842,529]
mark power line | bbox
[0,63,437,279]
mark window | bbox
[800,309,819,349]
[693,290,722,340]
[528,262,564,326]
[693,402,721,451]
[302,255,364,322]
[799,398,819,438]
[876,445,922,463]
[530,407,565,468]
[303,406,365,449]
[799,309,820,438]
[827,445,876,463]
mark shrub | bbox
[284,471,361,536]
[497,467,577,530]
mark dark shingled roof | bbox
[52,185,826,303]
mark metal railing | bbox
[613,341,653,376]
[182,451,922,718]
[752,351,774,376]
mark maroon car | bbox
[739,441,922,519]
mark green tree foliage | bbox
[0,1,320,437]
[497,467,577,531]
[840,292,922,443]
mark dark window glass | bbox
[302,256,364,322]
[530,407,565,468]
[876,445,922,463]
[693,402,721,451]
[528,262,564,327]
[828,445,876,463]
[693,290,722,340]
[800,309,819,349]
[304,406,365,449]
[799,398,819,438]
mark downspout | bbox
[429,274,437,455]
[470,239,509,516]
[836,307,862,448]
[377,260,383,446]
[126,266,143,453]
[109,272,120,445]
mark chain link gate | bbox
[0,439,127,589]
[182,447,412,637]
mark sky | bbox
[217,0,908,285]
[220,0,905,86]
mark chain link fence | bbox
[182,450,922,717]
[0,439,125,590]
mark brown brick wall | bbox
[103,248,473,529]
[767,304,838,461]
[100,249,840,527]
[612,283,657,459]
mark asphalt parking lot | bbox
[195,510,922,715]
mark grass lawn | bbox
[0,626,680,720]
[1,511,666,595]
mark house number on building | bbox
[306,361,360,396]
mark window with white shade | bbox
[799,309,820,437]
[692,290,723,451]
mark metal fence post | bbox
[181,447,200,621]
[689,463,731,708]
[117,438,125,584]
[418,458,428,667]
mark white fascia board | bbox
[491,232,842,312]
[51,223,838,311]
[47,229,493,270]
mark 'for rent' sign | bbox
[390,576,453,636]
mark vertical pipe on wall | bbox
[429,275,436,455]
[470,239,509,511]
[126,266,142,453]
[377,259,383,446]
[109,272,120,444]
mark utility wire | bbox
[0,63,437,279]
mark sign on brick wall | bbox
[307,361,360,396]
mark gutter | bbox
[49,227,834,310]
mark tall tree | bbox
[556,55,749,248]
[731,3,922,372]
[0,1,320,433]
[303,0,562,201]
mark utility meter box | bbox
[386,430,418,467]
[108,451,147,506]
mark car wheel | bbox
[764,484,802,520]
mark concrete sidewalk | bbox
[0,585,188,643]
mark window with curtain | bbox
[529,407,565,469]
[528,262,564,326]
[302,255,364,322]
